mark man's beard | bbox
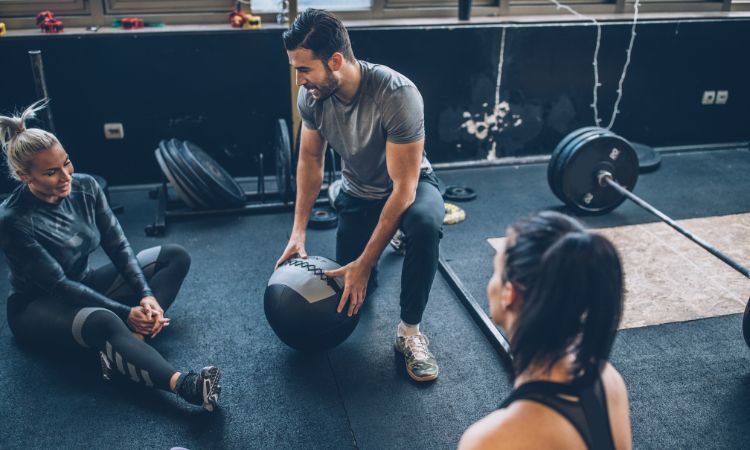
[309,65,340,101]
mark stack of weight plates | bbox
[154,138,246,209]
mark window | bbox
[104,0,235,14]
[0,0,744,28]
[0,0,89,17]
[251,0,371,13]
[385,0,495,7]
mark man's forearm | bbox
[292,156,325,235]
[359,188,416,267]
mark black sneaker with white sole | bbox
[176,366,221,412]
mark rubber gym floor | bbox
[1,147,749,450]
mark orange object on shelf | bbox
[228,9,261,30]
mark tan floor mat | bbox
[487,213,750,329]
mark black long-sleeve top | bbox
[0,174,151,321]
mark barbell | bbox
[547,127,750,348]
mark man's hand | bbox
[275,234,308,269]
[325,258,373,317]
[139,296,170,338]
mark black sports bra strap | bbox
[579,378,616,450]
[499,381,571,408]
[499,381,590,446]
[499,379,616,450]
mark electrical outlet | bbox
[104,123,124,139]
[701,90,716,105]
[716,90,729,105]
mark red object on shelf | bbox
[36,11,55,26]
[36,10,63,33]
[121,17,145,29]
[40,18,64,34]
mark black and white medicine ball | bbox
[264,256,360,351]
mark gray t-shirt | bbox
[298,60,431,200]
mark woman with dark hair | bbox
[0,100,220,411]
[460,211,632,449]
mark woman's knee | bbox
[79,308,130,346]
[159,243,191,273]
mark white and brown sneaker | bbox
[394,334,439,382]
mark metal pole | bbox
[28,50,56,134]
[438,254,513,366]
[599,172,750,279]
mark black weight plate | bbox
[552,128,616,202]
[275,118,294,204]
[158,142,205,209]
[632,142,662,173]
[162,139,213,209]
[308,206,338,229]
[548,126,604,199]
[444,185,477,202]
[170,139,228,208]
[550,127,613,200]
[154,146,201,209]
[180,140,246,207]
[89,173,109,202]
[556,131,629,213]
[553,128,618,202]
[559,133,639,214]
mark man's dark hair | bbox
[282,9,355,62]
[504,211,623,382]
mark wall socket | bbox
[104,123,124,139]
[701,90,716,105]
[702,90,729,106]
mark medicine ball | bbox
[264,256,359,351]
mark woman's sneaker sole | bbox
[199,366,221,412]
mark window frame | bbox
[0,0,744,31]
[103,0,236,15]
[0,0,89,18]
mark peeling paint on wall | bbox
[459,27,523,160]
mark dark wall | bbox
[349,19,750,161]
[0,29,291,192]
[1,18,749,192]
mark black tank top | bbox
[499,376,616,450]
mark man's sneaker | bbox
[176,366,221,412]
[99,351,115,381]
[394,334,439,382]
[390,229,406,255]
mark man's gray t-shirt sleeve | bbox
[297,87,316,129]
[381,86,425,144]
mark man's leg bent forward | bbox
[394,171,443,381]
